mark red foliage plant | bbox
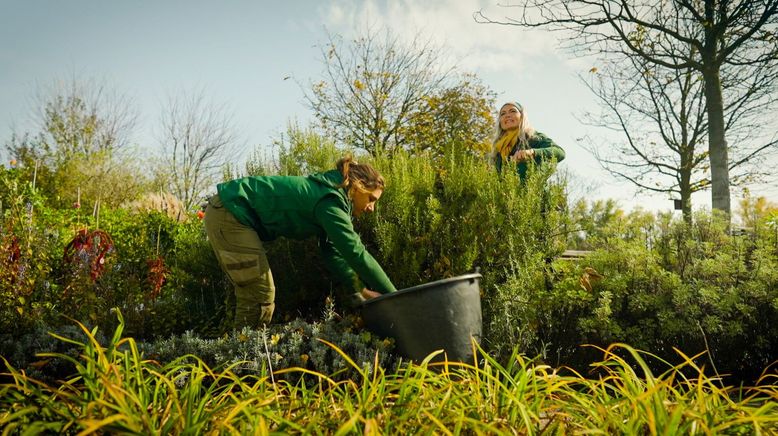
[63,229,114,281]
[146,256,168,300]
[1,232,22,286]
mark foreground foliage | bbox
[2,314,777,434]
[1,302,398,388]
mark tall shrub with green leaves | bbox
[362,146,569,361]
[511,207,778,382]
[367,146,567,287]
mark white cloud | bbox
[314,0,589,77]
[320,2,348,28]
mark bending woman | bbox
[204,156,396,329]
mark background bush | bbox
[519,208,778,382]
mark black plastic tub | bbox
[361,273,483,363]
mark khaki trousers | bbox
[204,194,276,329]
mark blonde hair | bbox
[336,156,385,193]
[492,102,536,153]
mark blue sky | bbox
[1,0,775,215]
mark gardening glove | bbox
[361,288,381,300]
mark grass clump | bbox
[2,310,776,434]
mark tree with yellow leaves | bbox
[305,28,495,158]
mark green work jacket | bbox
[494,131,566,180]
[216,170,396,295]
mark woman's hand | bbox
[361,288,382,300]
[510,149,535,162]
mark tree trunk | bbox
[703,67,731,217]
[680,149,693,224]
[702,0,731,217]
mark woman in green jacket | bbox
[492,101,565,179]
[204,156,395,329]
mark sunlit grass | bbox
[1,313,776,434]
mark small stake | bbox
[94,197,101,229]
[32,160,39,191]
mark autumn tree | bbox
[305,28,494,157]
[403,73,496,157]
[476,0,778,216]
[156,90,239,210]
[738,188,778,228]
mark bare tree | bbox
[580,51,776,222]
[304,28,456,155]
[157,90,239,210]
[476,0,778,216]
[34,77,137,161]
[5,76,145,207]
[7,76,138,165]
[581,58,709,223]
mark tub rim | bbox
[361,272,483,307]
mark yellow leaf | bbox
[580,267,604,292]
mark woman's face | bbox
[499,104,522,130]
[351,187,383,217]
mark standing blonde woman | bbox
[492,101,565,180]
[204,156,395,329]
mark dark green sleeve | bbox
[315,196,396,294]
[530,132,565,164]
[319,239,363,293]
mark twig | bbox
[261,325,276,388]
[697,321,721,382]
[156,224,162,256]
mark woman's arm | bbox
[315,196,396,294]
[529,132,565,163]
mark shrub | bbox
[2,304,398,387]
[0,166,61,332]
[507,209,778,383]
[0,322,108,383]
[4,134,776,385]
[365,146,569,356]
[142,300,399,383]
[92,208,229,339]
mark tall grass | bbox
[2,313,776,434]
